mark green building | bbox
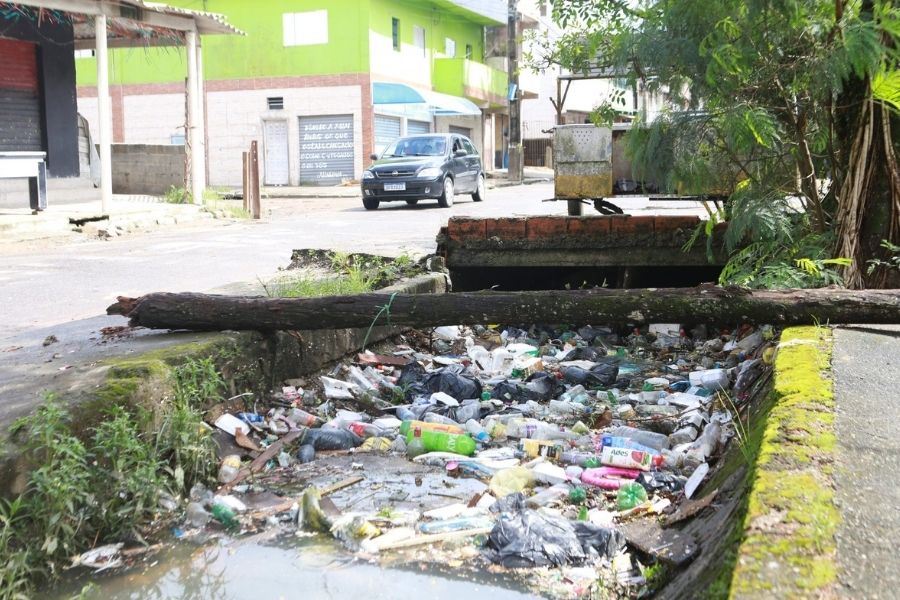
[75,0,509,186]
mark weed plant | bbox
[0,358,226,598]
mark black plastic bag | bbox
[524,371,565,400]
[296,444,316,463]
[398,362,428,401]
[561,346,604,362]
[491,381,540,404]
[562,362,619,387]
[573,522,626,560]
[423,364,482,400]
[636,471,685,495]
[301,428,363,451]
[484,493,586,568]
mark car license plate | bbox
[384,183,406,191]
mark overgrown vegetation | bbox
[0,358,225,599]
[261,251,420,298]
[164,186,250,219]
[528,0,900,289]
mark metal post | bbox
[95,14,112,213]
[249,141,261,219]
[507,0,523,183]
[186,29,203,205]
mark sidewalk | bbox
[0,196,212,244]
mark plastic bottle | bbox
[217,455,241,484]
[211,503,239,529]
[490,347,514,376]
[560,450,600,467]
[600,435,659,455]
[688,368,730,391]
[668,410,707,446]
[465,419,490,443]
[505,418,577,441]
[186,502,210,527]
[454,401,481,423]
[349,422,384,439]
[405,428,476,456]
[560,384,591,404]
[683,422,721,470]
[423,412,462,427]
[399,419,464,436]
[616,482,649,510]
[325,409,368,430]
[549,399,591,417]
[603,426,669,451]
[467,346,492,371]
[406,427,426,459]
[288,408,323,428]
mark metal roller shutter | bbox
[0,38,42,152]
[407,119,431,135]
[374,114,401,154]
[298,114,354,186]
[449,125,472,139]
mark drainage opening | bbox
[450,265,724,291]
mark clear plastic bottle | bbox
[288,408,323,428]
[465,419,490,443]
[186,502,210,527]
[525,483,572,508]
[668,410,707,445]
[505,418,577,440]
[348,422,384,439]
[604,426,669,451]
[549,399,590,416]
[423,412,461,427]
[406,427,426,459]
[217,455,241,484]
[683,422,721,471]
[490,347,514,376]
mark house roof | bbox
[5,1,242,49]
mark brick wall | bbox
[111,144,184,195]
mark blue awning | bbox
[372,82,482,117]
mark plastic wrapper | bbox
[560,346,605,362]
[360,437,392,452]
[491,381,540,403]
[524,371,566,400]
[484,494,624,568]
[489,466,535,497]
[636,471,685,495]
[301,428,363,451]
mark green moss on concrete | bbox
[729,326,839,599]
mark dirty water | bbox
[50,534,538,600]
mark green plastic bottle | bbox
[211,503,239,530]
[399,420,464,437]
[616,482,649,511]
[405,428,476,456]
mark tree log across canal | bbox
[106,286,900,332]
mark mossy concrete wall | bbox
[728,326,838,598]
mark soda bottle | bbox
[211,504,239,530]
[288,408,322,428]
[399,420,464,436]
[405,428,476,456]
[348,422,384,439]
[616,482,649,511]
[406,427,426,459]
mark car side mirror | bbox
[454,149,467,157]
[370,153,379,160]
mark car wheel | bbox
[438,177,454,208]
[363,197,380,210]
[405,199,419,206]
[472,175,485,202]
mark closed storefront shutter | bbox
[449,125,472,139]
[298,114,354,186]
[374,114,401,154]
[0,38,42,152]
[407,119,431,135]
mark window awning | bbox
[373,82,482,117]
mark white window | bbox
[413,26,426,57]
[74,49,94,59]
[445,37,456,58]
[283,10,328,47]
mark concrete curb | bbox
[729,326,839,598]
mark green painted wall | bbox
[76,0,370,85]
[368,0,485,63]
[75,0,493,90]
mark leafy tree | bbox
[530,0,900,288]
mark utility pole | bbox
[507,0,523,183]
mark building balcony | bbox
[433,58,507,107]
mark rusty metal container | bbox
[553,125,613,199]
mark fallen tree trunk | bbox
[107,286,900,332]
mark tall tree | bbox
[531,0,900,288]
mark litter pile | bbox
[191,322,775,597]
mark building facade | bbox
[74,0,509,187]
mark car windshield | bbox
[382,136,447,157]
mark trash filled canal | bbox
[48,321,772,599]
